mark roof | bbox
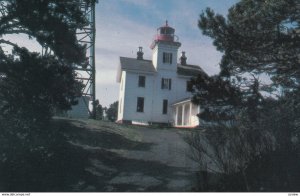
[120,57,156,73]
[116,56,207,82]
[171,97,192,106]
[116,57,157,82]
[177,64,207,77]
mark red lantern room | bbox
[156,20,175,42]
[150,21,180,49]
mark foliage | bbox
[0,0,97,191]
[92,99,104,120]
[189,74,241,123]
[0,0,96,124]
[187,93,300,191]
[199,0,300,90]
[0,0,97,63]
[187,0,300,191]
[0,47,83,124]
[106,101,118,122]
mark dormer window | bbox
[163,52,172,64]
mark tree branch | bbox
[0,39,18,48]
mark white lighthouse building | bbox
[116,21,206,127]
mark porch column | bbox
[182,104,185,126]
[189,102,192,125]
[175,106,178,126]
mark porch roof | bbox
[171,97,192,106]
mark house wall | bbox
[151,70,174,123]
[175,76,193,101]
[117,71,126,121]
[120,71,155,123]
[119,68,195,124]
[152,42,179,72]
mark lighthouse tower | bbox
[151,21,181,71]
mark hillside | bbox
[44,118,199,191]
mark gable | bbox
[117,57,157,82]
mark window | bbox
[161,78,172,90]
[163,99,168,114]
[136,97,144,112]
[138,76,146,87]
[163,52,172,64]
[186,81,192,92]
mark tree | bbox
[194,0,300,146]
[0,0,90,63]
[0,0,97,191]
[92,99,104,120]
[0,47,83,125]
[0,0,98,124]
[192,0,300,150]
[198,0,300,90]
[187,0,300,191]
[106,101,118,122]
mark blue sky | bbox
[95,0,238,106]
[2,0,238,107]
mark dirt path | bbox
[66,119,199,191]
[106,126,200,191]
[120,126,199,169]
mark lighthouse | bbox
[116,21,204,127]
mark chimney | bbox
[137,46,144,60]
[180,51,187,65]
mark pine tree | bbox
[0,0,97,124]
[106,101,118,122]
[199,0,300,89]
[187,0,300,191]
[0,1,97,191]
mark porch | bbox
[172,98,200,128]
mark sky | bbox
[95,0,238,107]
[1,0,239,107]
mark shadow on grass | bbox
[0,119,95,192]
[80,144,196,192]
[0,119,194,192]
[61,120,153,151]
